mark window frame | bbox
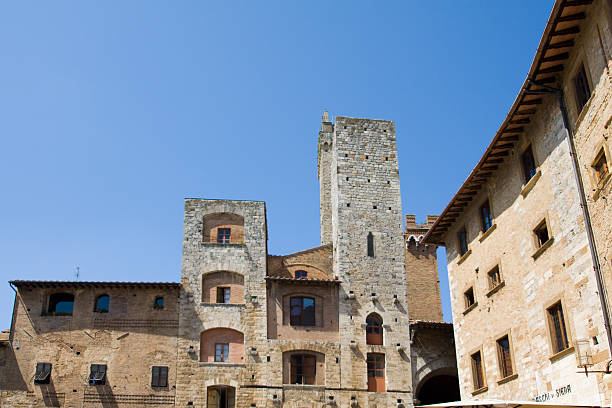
[487,265,502,291]
[367,232,375,258]
[47,293,75,316]
[480,200,493,233]
[151,366,169,388]
[572,62,591,114]
[520,145,538,184]
[294,270,308,279]
[547,300,571,355]
[290,353,316,385]
[470,350,486,391]
[457,227,468,257]
[366,353,385,392]
[153,296,164,310]
[34,362,52,384]
[464,287,476,310]
[365,313,383,345]
[217,228,231,244]
[496,334,514,379]
[289,296,316,327]
[216,287,231,304]
[94,294,110,313]
[88,364,107,385]
[214,343,229,362]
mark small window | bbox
[290,354,316,385]
[215,344,229,362]
[216,287,231,304]
[497,335,513,378]
[548,301,569,353]
[458,228,468,256]
[367,232,375,257]
[464,287,475,309]
[366,314,383,345]
[471,351,485,390]
[94,295,109,313]
[217,228,231,244]
[534,220,550,248]
[48,293,74,316]
[366,353,385,392]
[151,366,168,387]
[573,63,591,112]
[34,363,52,384]
[289,297,315,326]
[480,200,493,232]
[154,297,164,310]
[521,146,537,184]
[487,266,502,290]
[88,364,107,385]
[593,149,609,184]
[294,270,308,279]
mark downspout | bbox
[8,282,18,345]
[526,80,612,354]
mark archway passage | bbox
[417,374,460,404]
[207,386,235,408]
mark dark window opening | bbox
[548,301,569,353]
[290,354,316,385]
[458,228,468,256]
[488,266,502,290]
[366,353,385,392]
[480,200,493,232]
[154,296,164,310]
[573,63,591,112]
[216,287,231,304]
[464,288,475,309]
[290,297,315,326]
[217,228,231,244]
[34,363,52,384]
[215,343,229,362]
[88,364,107,385]
[294,270,307,279]
[471,351,484,390]
[594,150,609,183]
[366,314,383,345]
[48,293,74,316]
[151,366,168,387]
[534,221,550,248]
[94,295,109,313]
[521,146,537,183]
[497,335,513,378]
[367,232,375,258]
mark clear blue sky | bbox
[0,1,552,327]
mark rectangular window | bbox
[366,353,385,392]
[458,227,468,256]
[487,266,502,290]
[88,364,107,385]
[367,232,375,257]
[471,351,485,390]
[496,335,513,378]
[215,343,229,362]
[548,301,570,353]
[290,354,316,385]
[534,220,550,248]
[217,228,231,244]
[480,200,493,232]
[216,287,231,304]
[289,297,315,326]
[593,149,609,184]
[573,63,591,112]
[464,287,475,309]
[34,362,52,384]
[521,146,537,183]
[151,366,168,387]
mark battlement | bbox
[405,214,438,231]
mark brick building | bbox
[0,113,457,407]
[424,0,612,405]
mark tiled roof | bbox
[9,280,180,289]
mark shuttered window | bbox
[88,364,107,385]
[151,366,168,387]
[548,301,569,353]
[471,351,484,390]
[290,354,316,385]
[34,363,52,384]
[496,335,513,378]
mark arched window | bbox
[48,293,74,316]
[200,328,244,363]
[366,313,383,345]
[94,295,109,313]
[290,297,315,326]
[367,232,375,257]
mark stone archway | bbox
[415,369,460,405]
[207,385,235,408]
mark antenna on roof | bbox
[75,266,80,281]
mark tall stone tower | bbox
[318,112,413,404]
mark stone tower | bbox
[318,112,413,404]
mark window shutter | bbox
[160,366,168,387]
[152,366,160,387]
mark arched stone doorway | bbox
[207,385,235,408]
[416,371,460,405]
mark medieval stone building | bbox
[0,114,458,407]
[424,0,612,405]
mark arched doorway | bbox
[207,385,235,408]
[417,374,460,404]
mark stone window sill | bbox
[463,302,478,316]
[200,303,246,308]
[478,223,497,243]
[486,281,505,297]
[471,386,488,396]
[549,346,575,363]
[520,169,542,198]
[593,173,610,201]
[199,362,246,368]
[532,237,554,260]
[200,242,246,248]
[457,249,472,265]
[497,373,518,385]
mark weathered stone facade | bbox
[1,113,457,407]
[424,0,612,405]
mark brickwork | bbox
[201,271,245,304]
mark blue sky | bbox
[0,1,552,327]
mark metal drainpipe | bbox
[8,282,18,345]
[527,80,612,354]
